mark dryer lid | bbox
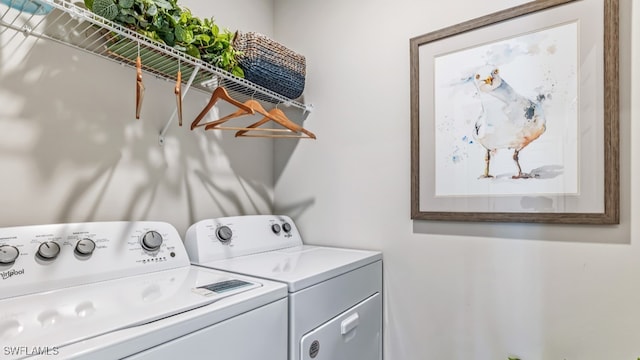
[198,245,382,292]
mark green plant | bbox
[84,0,244,76]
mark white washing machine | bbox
[0,221,288,360]
[184,215,383,360]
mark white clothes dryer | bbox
[0,221,288,360]
[185,215,383,360]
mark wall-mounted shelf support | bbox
[159,65,201,146]
[302,104,314,120]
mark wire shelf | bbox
[0,0,311,112]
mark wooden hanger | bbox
[175,68,182,126]
[204,100,315,139]
[204,99,272,131]
[135,55,144,119]
[190,87,254,130]
[235,107,316,139]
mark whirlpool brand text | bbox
[1,268,24,280]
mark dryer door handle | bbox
[340,313,359,335]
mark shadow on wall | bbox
[272,105,312,182]
[214,104,316,218]
[413,220,629,244]
[0,21,311,226]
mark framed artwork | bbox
[410,0,619,224]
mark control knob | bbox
[271,224,281,234]
[0,245,20,265]
[141,231,163,252]
[282,222,292,233]
[75,238,96,256]
[216,226,233,244]
[37,241,61,260]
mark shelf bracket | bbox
[159,65,201,146]
[302,103,314,120]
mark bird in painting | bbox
[472,66,546,179]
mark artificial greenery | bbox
[84,0,244,77]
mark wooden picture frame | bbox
[410,0,619,224]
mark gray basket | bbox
[234,31,306,100]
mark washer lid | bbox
[0,266,264,354]
[197,245,382,292]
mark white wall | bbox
[2,1,639,358]
[0,0,275,235]
[274,0,640,359]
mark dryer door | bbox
[300,293,381,360]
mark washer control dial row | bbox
[2,239,98,264]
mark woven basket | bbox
[234,31,306,100]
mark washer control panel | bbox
[184,215,303,263]
[0,221,189,300]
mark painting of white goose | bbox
[472,65,547,179]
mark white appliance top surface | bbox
[0,266,268,352]
[197,245,382,292]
